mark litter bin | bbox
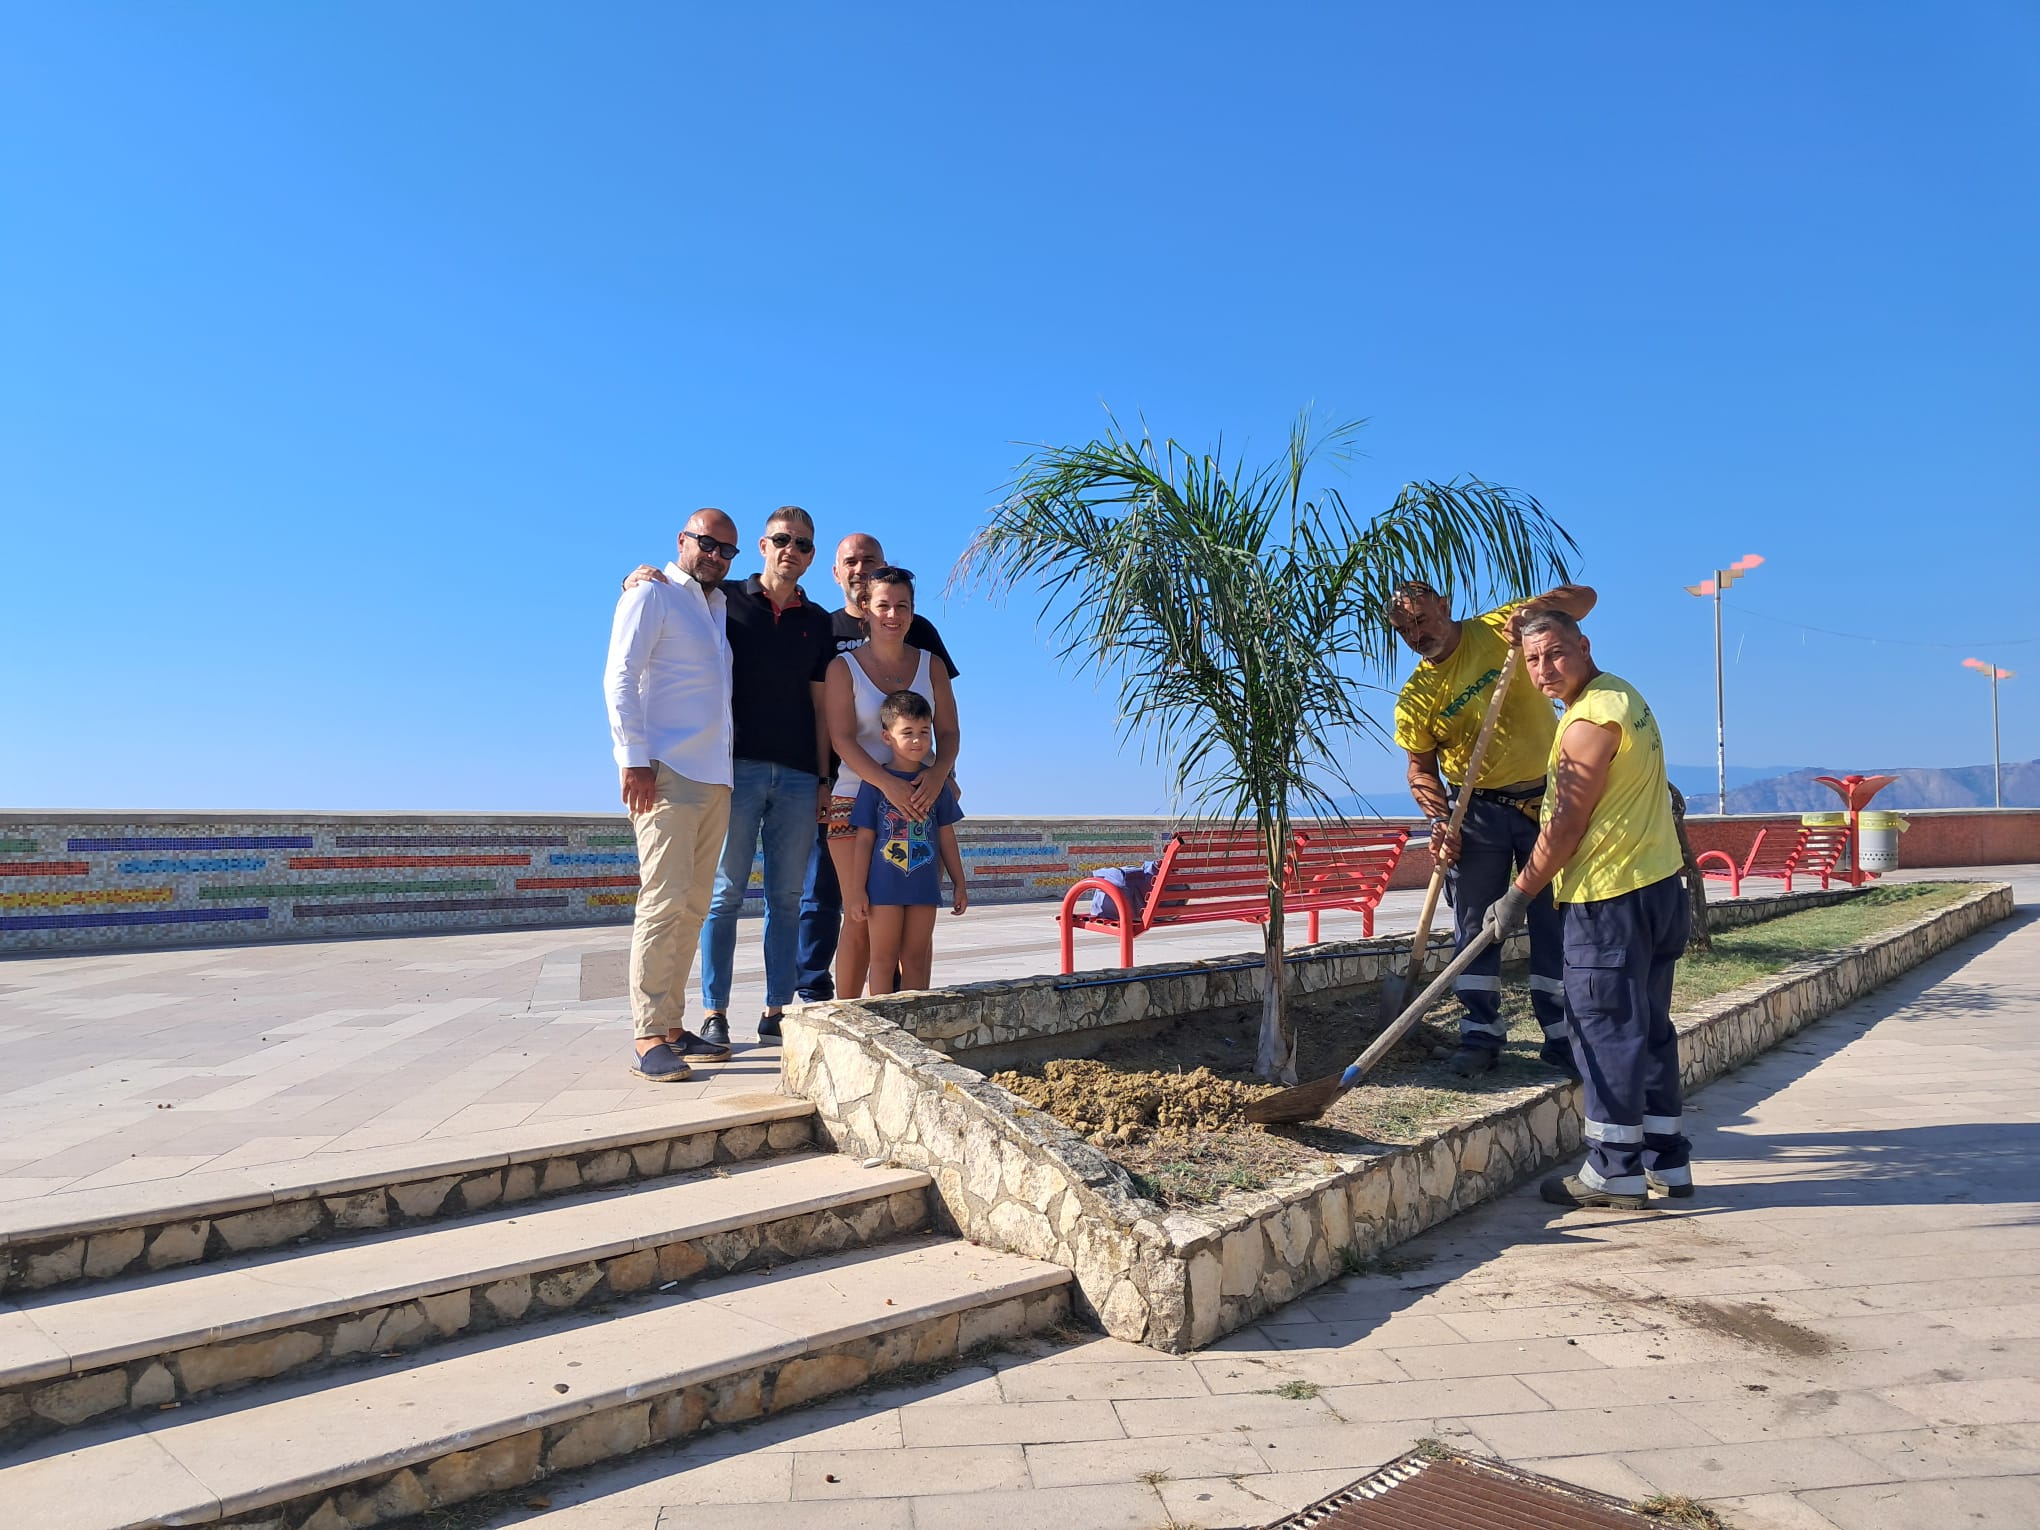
[1856,810,1908,873]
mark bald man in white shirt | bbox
[603,508,742,1081]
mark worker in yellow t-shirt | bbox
[1480,609,1691,1213]
[1391,579,1597,1078]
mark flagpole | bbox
[1714,577,1726,813]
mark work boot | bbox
[1540,1173,1646,1212]
[683,1015,733,1060]
[1647,1170,1696,1200]
[1448,1045,1498,1078]
[1538,1039,1581,1081]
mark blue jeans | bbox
[794,820,841,1002]
[698,760,819,1012]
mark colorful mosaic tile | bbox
[331,834,572,848]
[199,880,496,900]
[0,906,268,931]
[293,895,571,918]
[287,854,532,870]
[0,887,175,910]
[0,815,1234,953]
[68,836,313,851]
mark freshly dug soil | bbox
[993,983,1557,1206]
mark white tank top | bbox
[834,646,935,799]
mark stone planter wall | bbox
[783,882,2013,1352]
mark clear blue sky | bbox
[5,3,2035,815]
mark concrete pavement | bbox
[0,897,1424,1209]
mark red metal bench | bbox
[1695,825,1850,896]
[1057,824,1410,974]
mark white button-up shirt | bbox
[603,563,734,787]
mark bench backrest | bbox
[1146,829,1285,924]
[1739,827,1808,876]
[1791,827,1851,877]
[1291,825,1410,906]
[1143,824,1411,924]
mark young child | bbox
[844,689,967,994]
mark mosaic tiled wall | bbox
[0,814,1339,954]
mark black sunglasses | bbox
[684,531,742,560]
[766,531,816,554]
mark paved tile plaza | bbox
[0,897,1421,1207]
[2,871,2036,1527]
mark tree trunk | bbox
[1255,814,1298,1084]
[1668,783,1713,954]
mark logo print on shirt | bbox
[1439,667,1501,722]
[880,806,934,875]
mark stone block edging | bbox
[213,1280,1070,1530]
[782,882,2013,1352]
[0,1107,814,1297]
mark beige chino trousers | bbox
[628,762,732,1041]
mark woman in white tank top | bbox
[835,645,933,801]
[822,567,961,999]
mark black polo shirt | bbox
[727,577,838,775]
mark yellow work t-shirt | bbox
[1541,672,1684,904]
[1393,603,1555,788]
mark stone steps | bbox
[0,1093,816,1296]
[0,1152,933,1438]
[0,1237,1074,1530]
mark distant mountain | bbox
[1687,761,2040,814]
[1667,764,1813,804]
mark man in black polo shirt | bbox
[695,507,838,1047]
[622,508,835,1049]
[794,532,960,1006]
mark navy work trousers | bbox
[794,821,841,1002]
[1444,795,1570,1057]
[1561,872,1692,1196]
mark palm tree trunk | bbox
[1668,783,1713,954]
[1255,812,1298,1084]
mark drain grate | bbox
[1255,1448,1666,1529]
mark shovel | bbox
[1245,926,1501,1125]
[1378,647,1523,1023]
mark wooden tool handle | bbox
[1355,926,1500,1080]
[1401,647,1524,986]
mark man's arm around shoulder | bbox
[1504,584,1597,641]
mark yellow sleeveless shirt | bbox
[1541,672,1683,904]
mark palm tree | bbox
[956,411,1576,1083]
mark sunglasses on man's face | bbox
[685,531,742,560]
[765,531,816,554]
